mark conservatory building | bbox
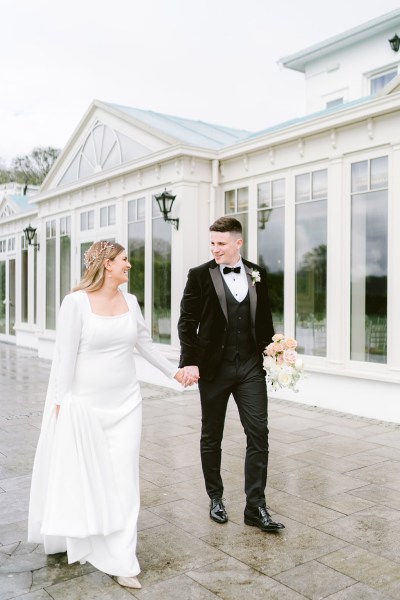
[1,9,400,422]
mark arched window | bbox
[57,122,150,186]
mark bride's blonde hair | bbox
[72,241,125,293]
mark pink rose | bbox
[272,333,284,342]
[272,342,284,354]
[283,349,298,365]
[283,337,297,350]
[265,343,276,356]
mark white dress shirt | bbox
[219,258,249,303]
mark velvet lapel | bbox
[209,265,228,322]
[243,264,257,330]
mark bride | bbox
[28,240,183,589]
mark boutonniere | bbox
[251,269,261,286]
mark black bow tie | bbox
[223,266,241,274]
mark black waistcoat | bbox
[221,277,257,361]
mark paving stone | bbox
[136,523,225,586]
[323,582,393,599]
[273,560,356,600]
[134,574,219,599]
[42,570,132,599]
[348,483,400,510]
[187,556,283,599]
[318,545,400,598]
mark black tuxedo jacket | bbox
[178,258,274,380]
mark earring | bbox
[108,273,111,278]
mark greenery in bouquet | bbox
[263,334,304,392]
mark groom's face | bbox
[210,231,243,266]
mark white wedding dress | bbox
[28,290,175,577]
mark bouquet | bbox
[263,334,304,392]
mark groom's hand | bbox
[182,365,200,387]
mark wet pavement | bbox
[1,342,400,599]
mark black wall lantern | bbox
[155,189,179,230]
[389,34,400,52]
[23,224,40,250]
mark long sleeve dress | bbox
[28,290,176,577]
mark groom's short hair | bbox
[209,217,242,235]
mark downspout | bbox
[210,158,219,223]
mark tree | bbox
[11,146,60,190]
[0,158,11,184]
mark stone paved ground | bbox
[1,342,400,599]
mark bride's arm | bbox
[132,295,178,379]
[54,293,83,410]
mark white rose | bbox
[278,370,293,387]
[263,356,276,371]
[295,358,304,371]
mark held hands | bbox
[174,366,199,388]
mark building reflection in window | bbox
[257,179,285,333]
[46,220,57,330]
[295,170,327,356]
[224,186,248,256]
[21,236,28,323]
[128,197,145,312]
[152,197,171,344]
[351,157,388,363]
[60,217,71,304]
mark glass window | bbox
[272,179,285,207]
[152,196,171,344]
[79,210,95,232]
[295,173,310,203]
[21,237,28,323]
[109,204,116,225]
[128,198,145,311]
[224,186,248,256]
[100,205,116,227]
[237,187,248,211]
[80,241,93,277]
[100,207,107,227]
[46,220,56,330]
[351,161,368,193]
[351,157,388,363]
[326,98,343,108]
[257,182,271,209]
[295,170,327,356]
[0,261,5,333]
[370,156,388,190]
[258,178,285,333]
[60,216,71,303]
[312,170,328,200]
[225,190,235,214]
[9,259,15,336]
[370,69,397,95]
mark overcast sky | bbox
[1,0,400,164]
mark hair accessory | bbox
[84,242,115,270]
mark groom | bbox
[178,216,284,532]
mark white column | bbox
[284,170,296,337]
[326,156,345,366]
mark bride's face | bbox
[109,250,131,284]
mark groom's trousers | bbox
[198,352,269,508]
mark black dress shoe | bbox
[210,498,228,524]
[244,504,285,532]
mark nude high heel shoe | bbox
[116,575,142,589]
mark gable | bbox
[41,100,179,192]
[57,121,153,187]
[0,195,32,220]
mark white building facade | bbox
[1,11,400,422]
